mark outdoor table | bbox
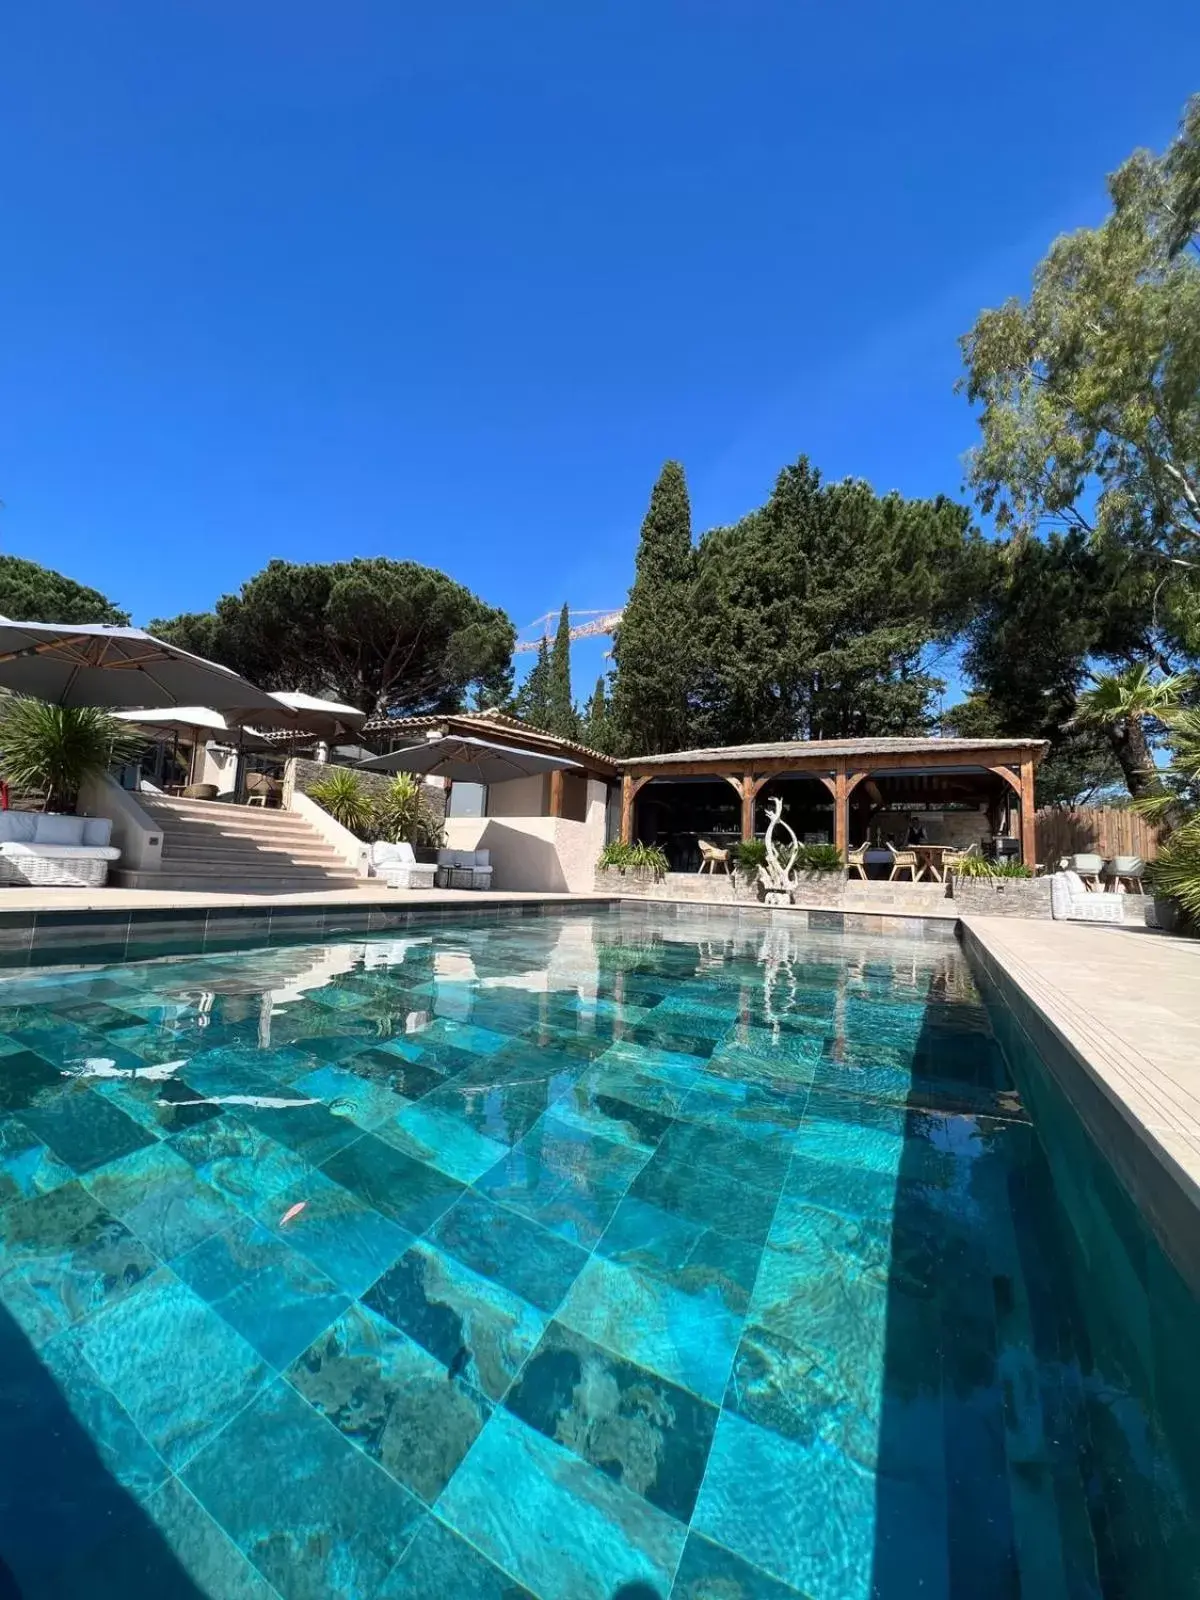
[911,843,952,882]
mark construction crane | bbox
[513,608,624,653]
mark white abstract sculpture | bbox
[757,796,799,905]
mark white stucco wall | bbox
[444,777,609,892]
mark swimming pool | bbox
[0,906,1196,1597]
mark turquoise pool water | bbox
[0,906,1196,1598]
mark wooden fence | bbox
[1035,806,1161,863]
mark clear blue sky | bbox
[2,2,1197,697]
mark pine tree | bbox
[580,675,614,753]
[546,602,579,740]
[610,461,696,754]
[515,637,552,730]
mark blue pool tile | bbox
[90,1070,227,1138]
[42,1474,280,1598]
[413,1018,511,1056]
[437,1407,687,1600]
[173,1213,350,1369]
[182,1376,424,1600]
[654,1117,793,1195]
[550,1076,674,1151]
[0,1048,65,1111]
[18,1080,156,1173]
[428,1188,589,1313]
[0,1116,74,1208]
[692,1408,877,1600]
[377,1100,510,1183]
[170,1111,313,1204]
[72,1272,269,1469]
[363,1238,545,1402]
[291,1061,409,1129]
[557,1252,743,1405]
[505,1318,719,1521]
[597,1194,760,1317]
[475,1114,649,1247]
[83,1141,244,1260]
[238,1097,364,1166]
[416,1075,559,1146]
[678,1073,808,1151]
[671,1531,805,1599]
[346,1045,451,1099]
[0,1181,158,1345]
[38,1325,170,1501]
[287,1301,492,1503]
[378,1515,536,1598]
[627,1144,779,1249]
[321,1130,464,1233]
[251,1168,411,1297]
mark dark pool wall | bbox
[971,953,1200,1595]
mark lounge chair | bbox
[940,841,979,877]
[697,839,730,874]
[0,812,121,888]
[885,841,918,881]
[1102,855,1145,894]
[435,848,493,889]
[370,841,436,891]
[846,842,868,880]
[1051,870,1126,922]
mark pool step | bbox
[111,794,364,895]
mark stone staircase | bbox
[110,796,363,895]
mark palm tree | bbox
[1068,664,1190,799]
[1138,706,1200,922]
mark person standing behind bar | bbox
[906,814,928,845]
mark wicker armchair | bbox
[885,841,918,881]
[697,839,731,874]
[846,842,869,880]
[940,841,979,878]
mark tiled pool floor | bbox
[0,909,1196,1598]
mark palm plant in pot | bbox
[0,698,145,814]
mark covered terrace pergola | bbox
[619,737,1048,870]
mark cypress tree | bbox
[581,675,614,753]
[546,602,579,740]
[516,637,553,730]
[610,460,695,754]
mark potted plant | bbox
[307,768,375,835]
[0,698,144,815]
[733,838,766,899]
[595,840,670,890]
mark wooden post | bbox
[834,760,848,858]
[741,774,755,841]
[620,774,635,845]
[549,768,564,819]
[1020,757,1037,868]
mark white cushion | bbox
[33,814,86,845]
[474,850,490,867]
[370,841,415,867]
[437,848,455,865]
[0,812,37,843]
[81,817,113,848]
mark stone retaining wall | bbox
[594,867,845,906]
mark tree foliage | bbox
[610,462,696,755]
[513,636,552,731]
[692,458,986,745]
[546,603,579,741]
[0,555,128,626]
[150,558,514,716]
[960,94,1200,578]
[580,675,615,754]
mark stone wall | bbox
[284,758,447,832]
[950,876,1052,919]
[594,867,845,907]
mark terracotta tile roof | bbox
[621,735,1049,767]
[360,708,618,770]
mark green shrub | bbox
[797,843,843,872]
[0,698,145,814]
[953,854,1032,879]
[307,768,374,834]
[597,840,669,877]
[734,839,767,869]
[371,773,442,847]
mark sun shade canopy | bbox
[356,735,581,785]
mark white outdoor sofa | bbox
[435,848,494,890]
[0,812,121,888]
[1050,870,1127,923]
[369,841,437,891]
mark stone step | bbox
[161,840,346,865]
[140,806,316,835]
[110,868,362,894]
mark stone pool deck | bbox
[963,915,1200,1289]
